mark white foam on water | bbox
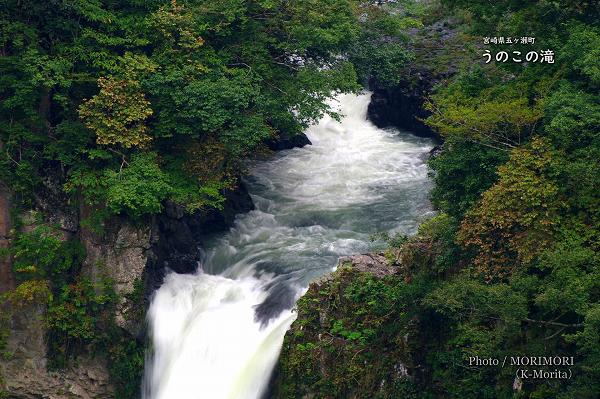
[144,92,433,399]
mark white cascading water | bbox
[144,92,434,399]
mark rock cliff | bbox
[0,134,309,398]
[0,181,254,398]
[274,254,424,399]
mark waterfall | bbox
[144,92,433,399]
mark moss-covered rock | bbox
[274,254,428,399]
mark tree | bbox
[458,138,564,281]
[79,77,153,148]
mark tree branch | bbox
[523,318,583,328]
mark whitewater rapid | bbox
[144,92,433,399]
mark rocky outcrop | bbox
[367,18,462,141]
[0,302,114,399]
[368,76,438,139]
[79,209,153,336]
[264,132,311,151]
[76,177,255,336]
[145,180,255,293]
[336,253,394,278]
[0,204,117,399]
[274,254,422,398]
[1,175,257,398]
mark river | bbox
[144,92,433,399]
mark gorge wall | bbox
[0,135,307,398]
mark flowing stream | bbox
[144,92,434,399]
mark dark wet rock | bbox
[254,283,297,327]
[191,180,255,236]
[368,77,439,140]
[265,133,311,151]
[367,18,462,143]
[145,179,255,294]
[429,144,443,158]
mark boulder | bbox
[273,254,421,398]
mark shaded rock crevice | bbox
[144,179,255,294]
[368,76,439,140]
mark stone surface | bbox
[79,210,152,335]
[0,304,114,399]
[264,132,311,151]
[0,204,119,398]
[337,253,396,279]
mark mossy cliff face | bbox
[274,254,427,399]
[0,127,310,398]
[0,185,253,398]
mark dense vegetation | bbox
[278,1,600,398]
[2,0,599,398]
[423,1,600,396]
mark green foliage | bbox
[352,41,413,86]
[543,81,600,151]
[46,278,116,369]
[557,22,600,87]
[278,266,434,399]
[10,224,85,283]
[42,274,147,395]
[424,277,527,327]
[370,231,408,248]
[414,213,461,275]
[79,77,154,148]
[1,218,144,392]
[423,277,527,398]
[3,0,411,219]
[458,138,565,280]
[442,0,599,37]
[104,152,172,217]
[428,139,508,218]
[425,79,543,150]
[349,2,421,86]
[107,336,146,399]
